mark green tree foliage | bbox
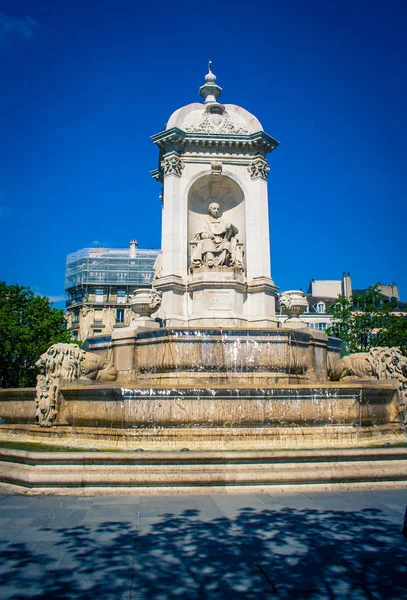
[327,284,407,355]
[0,281,73,388]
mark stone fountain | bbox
[0,65,406,493]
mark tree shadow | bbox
[1,499,406,599]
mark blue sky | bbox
[0,0,406,307]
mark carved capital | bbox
[161,151,184,178]
[248,156,270,180]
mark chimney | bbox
[342,273,352,298]
[129,240,138,258]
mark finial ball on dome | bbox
[199,60,222,103]
[205,60,217,83]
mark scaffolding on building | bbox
[65,247,160,304]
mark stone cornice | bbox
[150,168,162,183]
[188,278,247,294]
[154,275,186,293]
[150,127,279,155]
[247,277,279,294]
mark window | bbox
[318,322,327,331]
[116,308,125,323]
[117,289,126,304]
[93,329,102,334]
[94,308,103,322]
[71,291,83,303]
[315,302,325,313]
[71,330,78,339]
[73,309,80,324]
[95,288,104,303]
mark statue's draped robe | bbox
[191,216,243,268]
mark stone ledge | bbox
[1,447,406,494]
[0,423,404,451]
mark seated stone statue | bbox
[191,202,243,269]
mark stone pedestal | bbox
[187,268,245,327]
[129,317,161,331]
[111,327,137,373]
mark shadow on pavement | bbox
[1,501,407,599]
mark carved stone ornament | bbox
[129,288,162,317]
[35,343,117,427]
[211,161,222,175]
[185,111,248,135]
[161,152,184,177]
[330,347,407,429]
[248,156,270,180]
[279,290,308,318]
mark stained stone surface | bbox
[0,488,406,599]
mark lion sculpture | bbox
[329,347,407,427]
[35,343,117,427]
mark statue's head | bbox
[208,202,220,218]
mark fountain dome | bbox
[164,61,266,137]
[166,102,264,135]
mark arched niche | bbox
[187,174,245,266]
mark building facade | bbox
[302,273,353,331]
[65,241,159,341]
[277,274,403,331]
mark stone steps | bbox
[1,447,407,495]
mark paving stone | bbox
[74,496,95,502]
[0,516,34,528]
[268,492,321,509]
[277,589,374,599]
[341,559,407,600]
[187,558,276,597]
[0,489,406,600]
[91,495,140,505]
[132,557,199,599]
